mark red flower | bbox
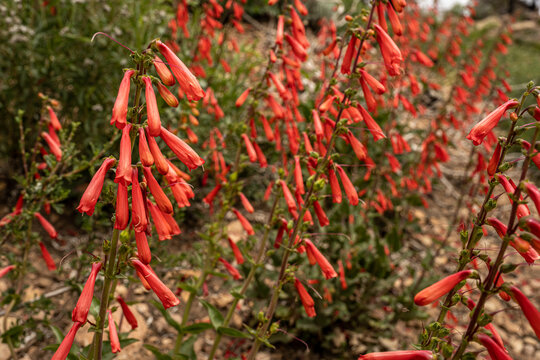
[336,165,359,206]
[274,218,288,249]
[477,334,512,360]
[157,82,179,108]
[131,259,180,309]
[77,158,116,216]
[358,104,386,141]
[294,278,316,317]
[51,322,83,360]
[138,127,154,167]
[143,166,173,214]
[386,1,403,36]
[280,180,298,219]
[466,100,519,146]
[359,69,386,95]
[135,231,151,264]
[159,126,205,170]
[238,193,254,213]
[72,262,102,323]
[232,208,255,235]
[131,168,148,233]
[312,200,329,227]
[241,134,257,163]
[110,70,134,129]
[114,182,129,230]
[358,350,433,360]
[487,142,502,176]
[143,76,161,137]
[146,128,169,175]
[219,257,242,280]
[338,259,347,290]
[235,88,251,107]
[0,265,15,279]
[228,237,244,264]
[156,41,205,101]
[34,212,58,239]
[147,200,174,241]
[497,174,530,218]
[328,167,342,203]
[374,24,403,76]
[39,242,56,270]
[153,56,175,86]
[525,182,540,214]
[107,310,121,353]
[114,123,133,185]
[47,106,62,130]
[414,270,473,306]
[341,35,357,75]
[41,131,62,161]
[510,286,540,340]
[304,239,337,279]
[116,296,138,330]
[294,156,305,195]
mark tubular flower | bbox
[487,142,502,176]
[108,310,121,353]
[328,167,342,203]
[280,180,298,219]
[0,265,15,279]
[232,208,255,235]
[235,88,251,107]
[341,35,357,75]
[131,168,148,232]
[131,259,180,309]
[116,296,138,330]
[497,174,530,218]
[51,322,83,360]
[304,239,337,279]
[294,278,316,317]
[159,126,205,170]
[312,200,330,227]
[72,262,102,323]
[47,106,62,130]
[219,257,242,280]
[336,165,359,206]
[157,82,179,108]
[39,242,56,270]
[77,158,116,216]
[359,69,386,94]
[143,166,173,214]
[156,40,205,101]
[241,133,257,162]
[143,77,161,137]
[138,127,154,166]
[238,193,254,213]
[525,182,540,214]
[467,100,519,146]
[228,237,244,264]
[510,286,540,340]
[294,156,305,194]
[110,70,135,129]
[146,129,169,175]
[477,334,513,360]
[147,200,174,241]
[34,212,58,239]
[414,270,473,306]
[41,132,62,161]
[274,218,288,249]
[358,104,386,141]
[374,24,403,76]
[114,182,129,230]
[358,350,433,360]
[153,56,175,86]
[114,123,133,185]
[135,231,151,264]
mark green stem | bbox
[88,228,120,360]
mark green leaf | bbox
[50,324,64,342]
[150,300,182,332]
[217,326,251,339]
[182,322,213,334]
[143,344,174,360]
[200,300,223,329]
[178,335,197,360]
